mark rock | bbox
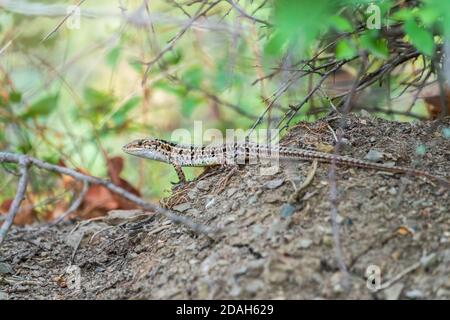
[245,280,265,294]
[187,189,198,200]
[172,202,192,212]
[420,253,438,269]
[0,291,7,300]
[186,208,201,216]
[201,253,219,274]
[205,198,215,209]
[322,236,333,246]
[330,272,345,293]
[405,289,424,299]
[248,195,258,205]
[279,203,295,218]
[197,180,211,191]
[265,193,280,203]
[442,127,450,139]
[364,149,384,162]
[264,179,284,190]
[388,187,397,195]
[360,109,372,119]
[65,223,106,248]
[104,209,147,225]
[229,284,242,297]
[232,265,248,276]
[298,239,313,249]
[384,283,404,300]
[246,260,265,277]
[227,188,238,197]
[335,214,344,224]
[436,288,450,298]
[0,262,13,275]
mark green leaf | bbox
[181,96,199,117]
[21,94,58,119]
[423,0,450,36]
[404,19,435,56]
[9,91,22,103]
[111,96,141,126]
[360,31,389,59]
[106,47,121,68]
[335,40,356,59]
[181,66,203,89]
[391,8,414,21]
[128,59,143,73]
[330,15,353,32]
[84,87,115,110]
[418,7,440,26]
[165,49,182,65]
[269,0,337,57]
[154,81,186,97]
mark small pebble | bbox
[248,195,258,205]
[405,289,424,299]
[388,187,397,195]
[420,253,438,269]
[279,203,295,218]
[196,180,211,191]
[264,179,284,190]
[0,263,13,275]
[227,188,238,197]
[364,149,384,162]
[245,280,265,294]
[298,239,313,249]
[384,283,404,300]
[172,202,192,212]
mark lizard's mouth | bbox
[122,143,137,154]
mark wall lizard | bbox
[122,138,449,187]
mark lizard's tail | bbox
[276,147,450,189]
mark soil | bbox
[1,113,449,300]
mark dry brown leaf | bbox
[0,198,36,226]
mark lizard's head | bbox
[122,138,174,163]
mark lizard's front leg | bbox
[172,163,186,184]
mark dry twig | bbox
[0,152,218,246]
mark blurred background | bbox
[1,0,449,222]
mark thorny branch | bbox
[0,152,218,246]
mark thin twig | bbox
[0,156,29,245]
[41,0,87,42]
[326,58,367,291]
[141,0,220,85]
[225,0,272,27]
[0,152,218,245]
[51,180,89,225]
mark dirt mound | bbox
[1,114,449,299]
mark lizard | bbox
[122,137,449,187]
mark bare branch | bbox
[41,0,87,42]
[0,152,218,245]
[0,156,29,245]
[225,0,272,27]
[51,180,89,225]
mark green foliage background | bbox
[1,0,449,201]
